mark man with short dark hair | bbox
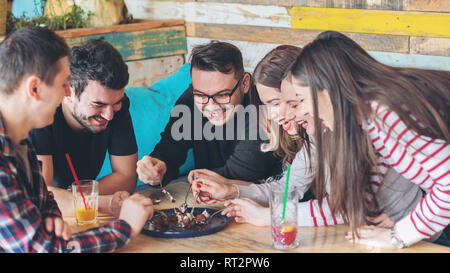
[0,27,153,253]
[137,41,282,188]
[30,38,138,216]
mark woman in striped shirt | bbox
[283,31,449,248]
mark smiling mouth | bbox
[277,119,292,131]
[282,121,291,131]
[208,111,224,119]
[297,120,308,129]
[92,116,108,126]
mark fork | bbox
[205,208,226,224]
[180,174,198,212]
[158,180,175,203]
[179,182,193,213]
[190,190,199,215]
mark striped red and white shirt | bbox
[296,156,412,228]
[366,101,450,246]
[238,100,448,246]
[239,139,423,236]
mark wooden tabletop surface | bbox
[69,182,449,253]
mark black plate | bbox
[142,208,229,238]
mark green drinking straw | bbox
[281,164,292,223]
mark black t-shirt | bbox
[29,95,138,189]
[151,88,282,185]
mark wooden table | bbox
[69,182,449,253]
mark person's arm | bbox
[43,182,134,253]
[369,102,450,246]
[237,147,314,206]
[104,95,138,193]
[46,186,74,216]
[297,197,346,227]
[0,171,66,253]
[0,171,133,253]
[37,154,130,216]
[97,153,138,195]
[46,185,124,217]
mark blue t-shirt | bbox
[29,95,138,189]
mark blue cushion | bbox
[96,63,194,187]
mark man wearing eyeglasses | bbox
[137,41,282,188]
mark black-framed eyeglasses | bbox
[192,76,243,105]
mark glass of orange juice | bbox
[269,184,299,250]
[72,180,99,225]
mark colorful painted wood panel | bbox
[62,25,187,62]
[291,6,450,37]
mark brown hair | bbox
[69,38,129,98]
[0,27,69,95]
[251,45,310,165]
[190,40,244,80]
[290,31,450,236]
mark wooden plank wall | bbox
[58,20,188,88]
[126,0,450,72]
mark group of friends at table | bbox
[0,26,448,253]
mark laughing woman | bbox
[286,31,449,248]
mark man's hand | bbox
[119,193,154,237]
[136,156,167,186]
[109,191,131,218]
[44,217,72,240]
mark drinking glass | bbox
[269,185,299,250]
[72,180,99,225]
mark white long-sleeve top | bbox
[366,101,449,246]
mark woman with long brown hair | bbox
[284,31,449,247]
[191,45,423,230]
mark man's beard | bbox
[71,109,109,134]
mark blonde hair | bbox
[251,45,310,164]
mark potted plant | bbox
[44,0,131,28]
[6,0,93,33]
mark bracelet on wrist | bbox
[390,225,407,249]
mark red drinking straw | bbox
[65,153,87,209]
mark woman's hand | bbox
[222,198,271,226]
[191,178,238,204]
[188,169,230,184]
[345,225,393,249]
